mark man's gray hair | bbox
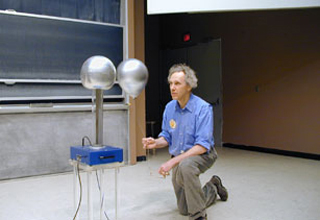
[168,64,198,89]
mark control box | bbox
[70,145,123,166]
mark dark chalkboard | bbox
[0,12,123,80]
[0,11,124,103]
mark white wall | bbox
[0,110,129,179]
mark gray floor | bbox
[0,147,320,220]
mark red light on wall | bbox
[183,33,191,42]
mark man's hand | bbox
[142,136,168,150]
[142,137,157,149]
[158,159,176,178]
[158,145,207,178]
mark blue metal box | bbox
[70,145,123,166]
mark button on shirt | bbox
[159,94,214,156]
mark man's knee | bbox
[178,157,199,176]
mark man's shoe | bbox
[210,175,228,201]
[195,215,207,220]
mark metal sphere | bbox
[80,55,116,90]
[117,58,148,99]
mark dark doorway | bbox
[148,40,223,147]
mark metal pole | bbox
[95,89,104,146]
[115,167,119,220]
[99,169,104,220]
[87,171,93,220]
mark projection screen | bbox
[147,0,320,14]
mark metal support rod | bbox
[87,171,93,220]
[99,169,104,220]
[115,167,119,220]
[95,89,104,146]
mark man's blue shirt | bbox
[159,94,214,156]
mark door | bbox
[161,40,223,147]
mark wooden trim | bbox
[127,0,146,164]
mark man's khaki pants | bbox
[172,148,218,220]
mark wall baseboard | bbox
[223,143,320,161]
[137,156,147,162]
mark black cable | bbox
[95,171,111,220]
[73,157,82,220]
[75,136,110,220]
[82,136,92,146]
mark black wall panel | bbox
[21,0,42,14]
[60,0,78,18]
[42,0,62,17]
[0,0,120,24]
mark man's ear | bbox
[187,85,192,92]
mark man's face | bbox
[169,71,192,102]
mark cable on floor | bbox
[73,156,82,220]
[96,171,111,220]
